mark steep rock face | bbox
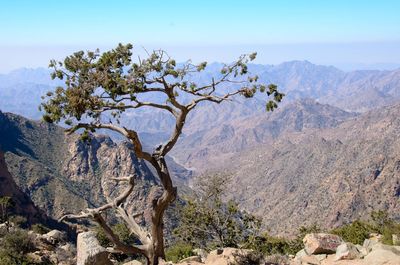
[0,150,46,223]
[0,111,157,219]
[226,103,400,235]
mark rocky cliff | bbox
[225,103,400,235]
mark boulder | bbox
[205,248,252,265]
[303,233,343,255]
[363,243,400,265]
[43,229,65,244]
[335,242,361,260]
[76,231,112,265]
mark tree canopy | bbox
[41,43,283,265]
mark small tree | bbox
[41,43,283,265]
[174,174,262,250]
[0,196,12,223]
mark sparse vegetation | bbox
[165,242,194,263]
[0,229,35,265]
[174,174,262,250]
[41,43,282,264]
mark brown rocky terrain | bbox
[223,103,400,235]
[172,99,357,172]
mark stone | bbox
[314,254,327,261]
[303,233,343,255]
[300,254,321,265]
[43,229,65,244]
[335,242,361,260]
[122,261,143,265]
[295,249,307,259]
[193,248,208,262]
[363,243,400,265]
[205,248,252,265]
[76,231,112,265]
[355,244,368,257]
[179,255,202,263]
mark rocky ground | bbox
[74,232,400,265]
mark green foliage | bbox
[31,223,51,235]
[247,225,320,256]
[165,242,194,263]
[0,196,12,222]
[41,43,283,129]
[0,229,35,264]
[331,220,375,245]
[174,174,261,250]
[9,215,28,228]
[96,222,138,248]
[370,210,400,245]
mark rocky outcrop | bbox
[0,149,46,223]
[292,233,400,265]
[303,233,343,254]
[76,231,112,265]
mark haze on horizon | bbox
[1,0,400,73]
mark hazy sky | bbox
[1,0,399,73]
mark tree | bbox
[174,174,262,250]
[40,43,283,265]
[0,196,12,223]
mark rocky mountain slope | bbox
[0,111,160,220]
[172,99,357,172]
[224,103,400,235]
[0,150,46,223]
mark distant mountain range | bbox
[1,61,400,236]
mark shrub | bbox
[0,229,35,264]
[165,242,194,263]
[31,223,51,235]
[371,210,400,245]
[331,220,375,245]
[8,215,28,228]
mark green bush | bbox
[0,229,36,264]
[371,210,400,245]
[165,242,194,263]
[331,220,375,245]
[31,223,51,235]
[8,215,28,228]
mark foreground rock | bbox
[363,242,400,265]
[335,242,362,260]
[303,233,343,254]
[76,231,112,265]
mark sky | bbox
[0,0,400,73]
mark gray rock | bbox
[355,244,368,257]
[193,248,208,262]
[43,229,65,244]
[179,255,202,263]
[76,231,112,265]
[363,243,400,265]
[335,242,361,260]
[295,249,307,259]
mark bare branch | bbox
[59,175,136,222]
[117,205,152,246]
[93,213,147,255]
